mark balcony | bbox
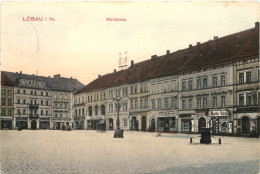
[29,104,39,110]
[29,114,39,119]
[234,106,260,113]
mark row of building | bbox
[1,22,259,136]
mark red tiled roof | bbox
[1,72,13,86]
[77,24,259,94]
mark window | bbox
[89,106,92,116]
[130,87,133,95]
[1,89,6,96]
[213,97,217,108]
[158,100,162,109]
[140,98,143,108]
[188,98,192,109]
[34,91,37,95]
[17,109,21,115]
[158,84,162,93]
[239,94,244,106]
[60,93,63,99]
[164,99,168,109]
[151,85,155,94]
[46,92,48,96]
[197,98,201,109]
[140,84,143,93]
[8,109,12,116]
[203,78,207,88]
[2,109,6,116]
[197,79,201,89]
[213,77,217,87]
[116,89,120,97]
[164,82,168,92]
[17,99,20,104]
[95,106,98,115]
[182,100,186,110]
[30,100,33,104]
[172,81,176,91]
[23,99,26,104]
[8,99,11,106]
[23,109,26,115]
[221,96,226,107]
[188,80,192,90]
[41,91,43,96]
[221,75,226,86]
[246,72,251,83]
[41,110,44,115]
[41,100,43,105]
[46,110,48,116]
[46,101,49,106]
[123,88,128,96]
[65,94,67,100]
[31,91,33,95]
[171,98,176,109]
[203,98,207,108]
[152,100,155,109]
[82,109,85,116]
[60,103,62,108]
[124,119,128,127]
[109,90,113,98]
[182,81,186,91]
[18,89,20,94]
[123,102,128,111]
[101,105,105,115]
[144,83,148,92]
[144,98,148,108]
[23,90,26,94]
[247,93,252,106]
[239,73,244,84]
[258,70,260,82]
[131,99,134,109]
[134,99,138,108]
[8,90,11,96]
[1,99,6,106]
[134,86,137,94]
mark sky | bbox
[1,1,259,85]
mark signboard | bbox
[209,110,229,117]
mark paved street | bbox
[0,130,259,174]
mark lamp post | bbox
[114,96,124,138]
[18,110,22,131]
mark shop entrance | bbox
[150,118,155,132]
[242,116,250,134]
[198,117,206,133]
[132,116,138,131]
[31,120,37,130]
[109,118,113,130]
[1,120,12,129]
[141,116,146,132]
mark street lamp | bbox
[18,110,22,131]
[114,96,124,138]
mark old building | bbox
[1,72,14,129]
[75,22,259,136]
[3,71,84,129]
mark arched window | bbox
[101,105,105,115]
[95,105,98,116]
[88,106,92,116]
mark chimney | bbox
[20,71,22,74]
[255,22,259,29]
[214,36,218,40]
[151,55,154,59]
[189,44,192,48]
[166,50,170,55]
[114,69,116,73]
[98,74,101,78]
[197,42,200,45]
[54,74,61,78]
[131,60,134,66]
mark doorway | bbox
[109,118,113,130]
[198,117,206,133]
[31,120,37,130]
[141,116,146,132]
[242,116,250,134]
[151,118,155,132]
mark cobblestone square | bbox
[1,130,259,174]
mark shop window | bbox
[170,118,175,129]
[181,120,190,132]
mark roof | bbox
[77,23,259,94]
[3,71,84,92]
[1,71,13,86]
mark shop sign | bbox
[179,114,192,118]
[159,111,174,116]
[209,110,229,117]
